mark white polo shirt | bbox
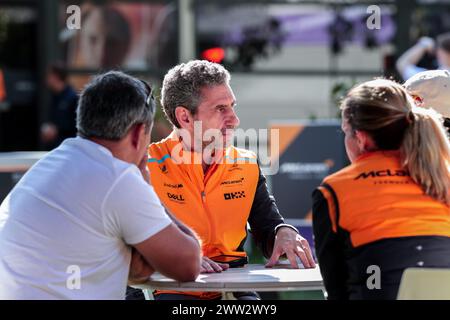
[0,137,171,299]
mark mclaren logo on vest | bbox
[224,191,246,200]
[220,177,244,186]
[354,169,409,180]
[164,183,183,189]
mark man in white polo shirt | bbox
[0,71,201,299]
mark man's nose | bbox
[229,108,240,127]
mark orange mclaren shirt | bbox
[318,150,450,248]
[147,131,259,299]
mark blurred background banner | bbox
[196,2,396,72]
[270,120,348,221]
[59,1,178,71]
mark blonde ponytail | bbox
[342,78,450,205]
[401,107,450,205]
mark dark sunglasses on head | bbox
[139,79,156,116]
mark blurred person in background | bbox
[396,32,450,80]
[0,71,200,299]
[74,6,130,68]
[313,79,450,300]
[40,62,78,150]
[404,69,450,135]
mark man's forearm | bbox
[248,166,285,258]
[128,248,155,284]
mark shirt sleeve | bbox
[102,167,172,245]
[312,187,349,300]
[247,165,285,258]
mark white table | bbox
[134,264,324,295]
[0,152,46,172]
[0,152,47,201]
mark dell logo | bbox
[167,193,185,201]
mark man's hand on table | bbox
[128,248,155,285]
[200,256,229,273]
[266,227,316,269]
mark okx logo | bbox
[224,191,246,200]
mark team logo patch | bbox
[354,169,409,180]
[167,193,185,202]
[159,164,168,174]
[220,177,244,186]
[224,191,246,200]
[164,183,183,189]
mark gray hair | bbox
[161,60,231,128]
[76,71,153,140]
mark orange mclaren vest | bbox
[319,150,450,248]
[147,131,259,299]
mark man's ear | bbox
[174,106,193,129]
[355,130,376,152]
[130,123,146,150]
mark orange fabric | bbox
[322,150,450,247]
[147,131,259,299]
[317,186,337,233]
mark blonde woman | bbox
[312,79,450,300]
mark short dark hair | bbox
[437,32,450,53]
[76,71,153,140]
[48,62,68,82]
